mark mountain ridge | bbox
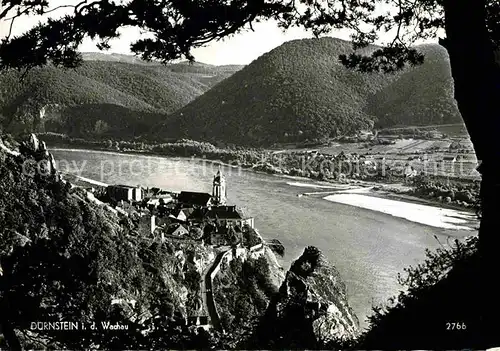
[1,38,463,145]
[0,56,243,138]
[157,37,462,146]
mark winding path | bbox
[199,247,230,332]
[198,243,266,332]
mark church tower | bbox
[212,167,227,205]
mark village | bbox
[265,125,480,182]
[3,133,275,333]
[84,167,271,332]
[98,168,257,246]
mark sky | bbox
[0,0,439,66]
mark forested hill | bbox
[0,56,242,139]
[366,44,461,128]
[82,52,244,74]
[1,41,462,146]
[158,37,462,146]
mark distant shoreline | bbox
[54,147,478,232]
[57,148,478,232]
[42,132,480,209]
[50,145,479,226]
[322,192,477,232]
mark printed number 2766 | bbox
[447,322,466,330]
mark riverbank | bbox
[285,181,478,231]
[44,134,480,213]
[282,176,478,215]
[323,192,477,231]
[49,147,477,330]
[54,146,479,235]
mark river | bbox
[51,148,476,329]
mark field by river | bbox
[51,148,477,330]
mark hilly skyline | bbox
[81,52,245,73]
[0,58,242,139]
[160,37,462,146]
[0,37,463,145]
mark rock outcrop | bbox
[253,246,359,348]
[263,246,286,288]
[18,133,60,179]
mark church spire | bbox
[212,166,226,205]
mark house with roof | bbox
[177,169,228,208]
[442,155,458,162]
[107,184,143,202]
[186,316,210,330]
[205,205,255,228]
[336,151,349,160]
[362,160,377,169]
[233,244,247,260]
[169,208,194,222]
[404,164,418,178]
[186,207,208,224]
[177,191,213,208]
[146,193,173,208]
[165,223,190,237]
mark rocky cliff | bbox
[251,246,359,349]
[1,134,360,350]
[0,134,218,349]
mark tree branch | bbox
[40,4,79,15]
[0,3,16,21]
[6,15,16,40]
[390,0,404,46]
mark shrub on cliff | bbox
[242,227,263,247]
[290,246,324,278]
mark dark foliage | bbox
[367,44,462,128]
[290,246,324,278]
[242,227,263,248]
[1,0,499,347]
[213,255,278,347]
[0,136,217,349]
[408,174,481,209]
